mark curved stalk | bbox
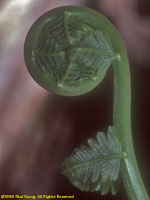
[111,32,149,200]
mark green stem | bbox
[111,32,149,200]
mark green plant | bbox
[24,6,149,200]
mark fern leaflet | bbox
[61,126,126,195]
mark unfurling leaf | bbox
[61,126,125,196]
[24,7,119,96]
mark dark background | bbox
[0,0,149,199]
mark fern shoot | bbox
[24,6,149,200]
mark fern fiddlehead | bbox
[24,6,149,200]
